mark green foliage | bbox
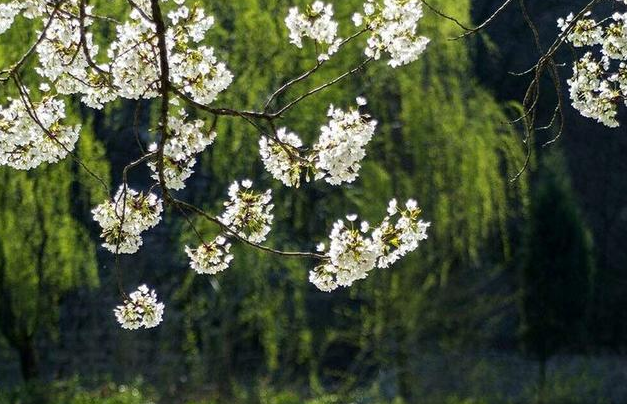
[168,0,529,397]
[0,132,109,378]
[0,373,613,404]
[526,370,609,404]
[0,378,157,404]
[0,166,96,331]
[0,14,111,380]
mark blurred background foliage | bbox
[0,0,625,403]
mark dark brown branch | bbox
[421,0,473,31]
[78,0,111,76]
[506,0,603,181]
[263,29,368,111]
[172,88,276,120]
[274,57,373,116]
[149,0,172,200]
[173,198,327,260]
[421,0,515,40]
[127,0,153,23]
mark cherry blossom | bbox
[259,128,306,187]
[185,236,234,275]
[560,4,627,127]
[354,0,430,67]
[0,96,79,170]
[313,99,377,185]
[92,186,163,254]
[285,1,342,61]
[0,0,437,329]
[114,285,165,329]
[147,110,216,190]
[309,199,430,292]
[0,2,21,35]
[218,180,274,244]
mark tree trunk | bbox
[18,337,40,382]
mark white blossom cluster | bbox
[218,180,274,243]
[114,285,165,330]
[557,12,603,48]
[3,0,232,108]
[309,199,429,292]
[313,98,377,185]
[107,5,160,100]
[372,198,430,268]
[0,0,50,34]
[167,2,214,41]
[167,4,233,104]
[353,0,430,67]
[147,110,216,190]
[35,2,116,109]
[258,98,376,187]
[285,1,342,61]
[108,0,230,103]
[568,54,622,127]
[118,1,232,102]
[92,186,163,254]
[0,96,79,170]
[19,0,50,19]
[0,0,233,177]
[0,2,21,35]
[259,128,306,187]
[559,3,627,127]
[169,45,233,104]
[184,180,276,276]
[185,235,234,275]
[325,217,381,286]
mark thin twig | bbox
[0,1,65,82]
[173,198,327,260]
[263,29,367,111]
[274,58,373,116]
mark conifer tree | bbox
[519,151,595,401]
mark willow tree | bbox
[339,0,529,397]
[0,131,109,381]
[0,14,110,380]
[158,0,529,396]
